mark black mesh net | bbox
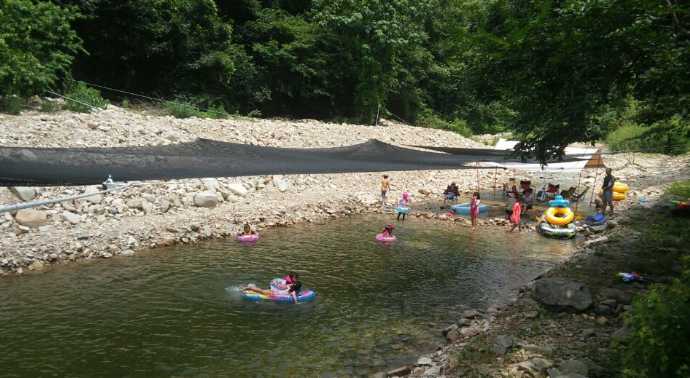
[1,139,512,186]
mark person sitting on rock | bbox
[443,182,460,204]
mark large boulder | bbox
[15,209,49,227]
[193,191,219,208]
[9,187,37,202]
[534,278,592,311]
[226,183,248,197]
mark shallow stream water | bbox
[0,215,574,377]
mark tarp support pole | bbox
[589,166,601,206]
[574,168,583,214]
[493,167,498,201]
[476,162,480,194]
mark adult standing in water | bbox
[380,174,391,208]
[602,168,616,215]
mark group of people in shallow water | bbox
[236,170,620,304]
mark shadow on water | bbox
[0,215,574,377]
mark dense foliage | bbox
[621,257,690,377]
[0,0,82,96]
[1,0,689,158]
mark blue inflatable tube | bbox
[451,203,488,215]
[548,195,570,208]
[395,206,410,214]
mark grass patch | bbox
[416,110,472,137]
[164,99,229,119]
[0,95,25,115]
[40,99,61,113]
[606,118,690,154]
[64,82,109,113]
[667,180,690,198]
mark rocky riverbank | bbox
[383,179,690,378]
[2,107,689,276]
[0,107,492,275]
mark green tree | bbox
[449,0,690,160]
[0,0,82,97]
[314,0,435,122]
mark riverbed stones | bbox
[9,186,37,201]
[14,209,49,227]
[227,183,248,197]
[193,191,219,208]
[462,309,481,319]
[79,186,103,204]
[126,198,144,210]
[201,178,219,192]
[272,175,289,192]
[534,278,593,311]
[512,357,554,377]
[493,335,515,356]
[62,211,82,225]
[557,359,589,377]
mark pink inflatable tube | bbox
[236,233,260,243]
[375,233,396,243]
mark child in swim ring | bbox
[240,223,256,236]
[381,224,395,237]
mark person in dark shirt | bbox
[443,182,460,204]
[288,275,302,303]
[602,168,616,215]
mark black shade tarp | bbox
[1,139,511,186]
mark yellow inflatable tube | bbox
[613,191,626,201]
[613,182,629,193]
[544,207,575,226]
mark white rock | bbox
[193,191,219,208]
[62,211,82,225]
[15,209,49,227]
[201,178,219,192]
[159,199,171,213]
[10,187,37,201]
[126,236,138,248]
[126,198,144,210]
[227,183,248,197]
[273,176,289,192]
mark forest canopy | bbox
[0,0,688,159]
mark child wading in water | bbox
[396,192,411,221]
[509,199,522,232]
[380,175,391,208]
[470,192,481,229]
